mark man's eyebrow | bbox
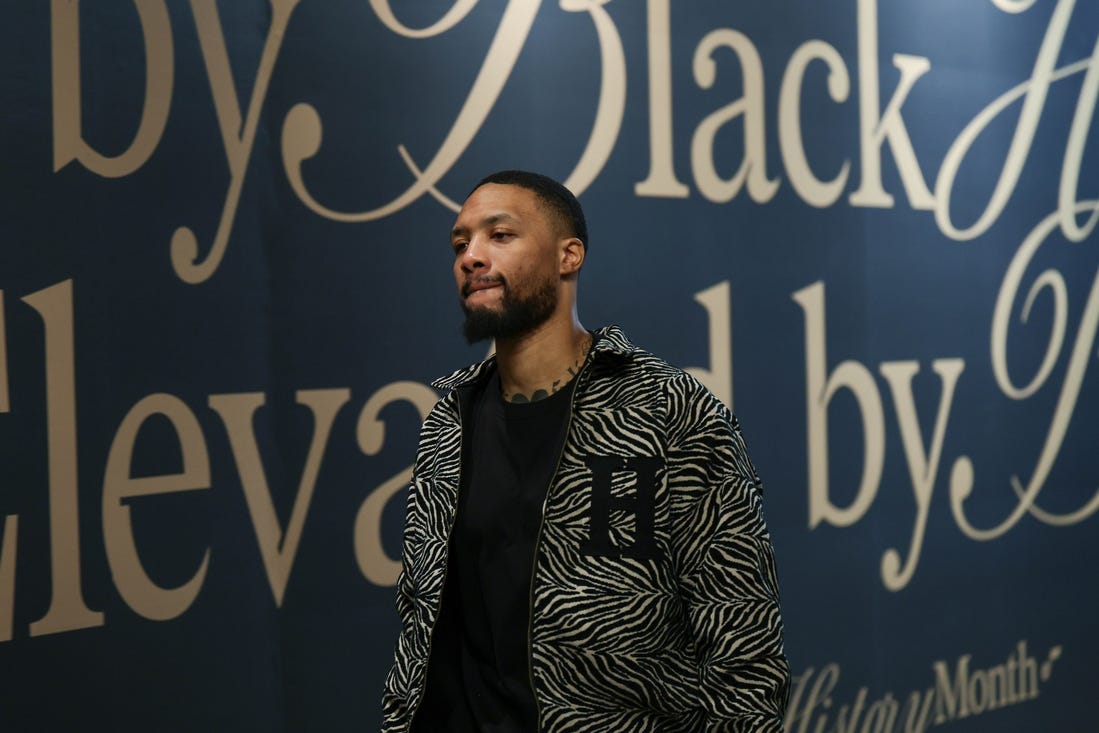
[451,213,517,239]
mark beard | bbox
[461,273,557,344]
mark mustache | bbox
[461,275,507,298]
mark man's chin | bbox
[460,279,557,344]
[462,308,505,344]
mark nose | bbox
[459,236,487,273]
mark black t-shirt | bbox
[413,368,576,732]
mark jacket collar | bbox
[431,324,634,391]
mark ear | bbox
[559,237,585,276]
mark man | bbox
[382,170,788,732]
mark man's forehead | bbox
[453,184,540,230]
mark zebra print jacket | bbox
[382,325,788,732]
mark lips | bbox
[462,277,505,298]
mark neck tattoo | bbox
[504,334,593,404]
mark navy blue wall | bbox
[1,1,1096,730]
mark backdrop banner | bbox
[1,1,1096,730]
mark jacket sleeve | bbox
[667,377,790,731]
[380,398,454,733]
[379,456,423,733]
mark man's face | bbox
[450,183,562,343]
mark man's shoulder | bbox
[592,325,678,373]
[586,327,728,417]
[592,326,714,388]
[430,354,496,392]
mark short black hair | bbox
[472,170,588,250]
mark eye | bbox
[452,241,468,255]
[491,230,514,242]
